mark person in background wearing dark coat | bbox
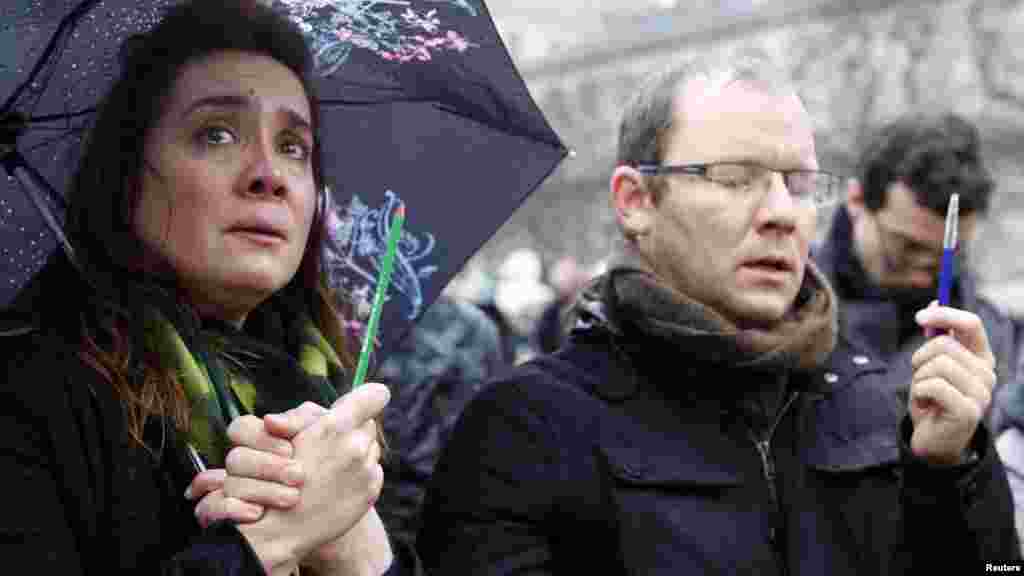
[416,54,1020,574]
[0,2,415,573]
[534,255,591,355]
[373,292,504,547]
[813,113,1020,428]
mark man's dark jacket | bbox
[813,206,1021,429]
[417,267,1021,575]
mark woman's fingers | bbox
[224,446,305,488]
[227,414,294,458]
[194,488,265,528]
[321,384,390,440]
[264,401,329,440]
[222,475,301,510]
[184,468,227,501]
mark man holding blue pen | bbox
[813,113,1019,427]
[815,113,1024,553]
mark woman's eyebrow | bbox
[181,94,250,119]
[181,94,312,133]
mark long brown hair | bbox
[67,0,353,450]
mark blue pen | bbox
[937,193,960,307]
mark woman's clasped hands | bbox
[186,382,394,576]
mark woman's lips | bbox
[229,228,286,245]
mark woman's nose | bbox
[240,146,288,198]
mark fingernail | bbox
[184,486,193,500]
[284,463,305,486]
[279,487,301,507]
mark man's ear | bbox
[845,177,866,221]
[610,165,655,239]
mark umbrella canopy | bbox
[1,0,568,363]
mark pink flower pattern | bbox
[273,0,480,75]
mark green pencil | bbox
[352,205,405,389]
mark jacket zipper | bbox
[748,390,799,575]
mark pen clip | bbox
[930,193,961,338]
[943,194,959,251]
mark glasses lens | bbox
[706,163,757,187]
[785,171,837,206]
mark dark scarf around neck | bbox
[575,250,839,373]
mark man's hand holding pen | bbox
[911,304,996,466]
[908,193,995,466]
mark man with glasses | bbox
[812,114,1020,425]
[417,57,1019,574]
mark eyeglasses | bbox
[871,215,945,270]
[635,162,843,207]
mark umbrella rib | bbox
[28,108,96,124]
[2,0,102,114]
[27,15,88,125]
[23,129,86,156]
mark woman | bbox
[0,1,409,573]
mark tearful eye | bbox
[198,126,235,147]
[280,140,310,161]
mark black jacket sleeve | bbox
[163,522,267,575]
[899,416,1022,571]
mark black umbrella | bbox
[1,0,568,361]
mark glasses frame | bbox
[870,212,949,271]
[634,162,843,207]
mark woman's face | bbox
[134,50,317,326]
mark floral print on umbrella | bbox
[272,0,480,76]
[322,189,438,334]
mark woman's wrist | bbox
[304,509,394,576]
[237,521,301,576]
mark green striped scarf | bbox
[142,308,344,467]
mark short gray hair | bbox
[616,53,794,170]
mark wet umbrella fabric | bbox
[0,0,568,364]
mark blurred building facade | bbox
[474,0,1024,315]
